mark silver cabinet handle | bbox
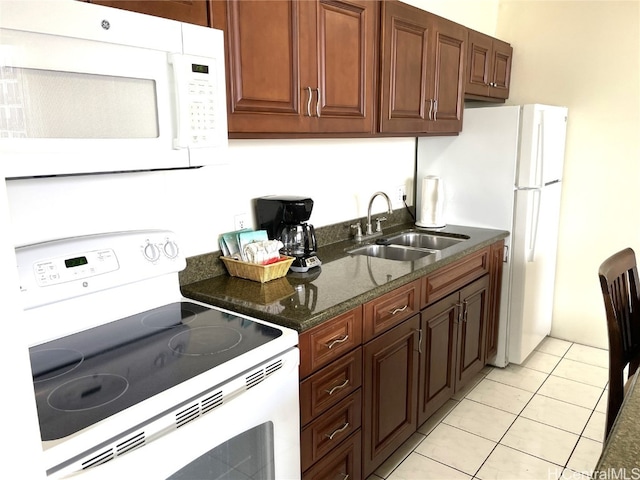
[315,87,321,117]
[427,98,434,120]
[415,328,423,354]
[326,335,349,349]
[305,86,312,117]
[456,302,463,323]
[433,99,438,121]
[325,422,349,440]
[325,378,349,395]
[390,305,408,315]
[462,300,468,322]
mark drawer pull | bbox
[326,335,349,349]
[325,422,349,440]
[389,305,408,315]
[325,379,349,395]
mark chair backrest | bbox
[598,247,640,438]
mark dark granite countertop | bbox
[181,223,508,332]
[596,370,640,472]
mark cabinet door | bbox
[212,0,309,134]
[379,2,465,135]
[429,17,465,133]
[465,30,512,100]
[465,30,492,97]
[490,39,512,99]
[486,241,505,361]
[456,275,489,389]
[418,293,458,425]
[87,0,209,26]
[363,315,420,477]
[379,1,432,133]
[306,0,377,133]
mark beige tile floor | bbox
[367,337,609,480]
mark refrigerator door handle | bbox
[527,188,542,263]
[535,112,545,188]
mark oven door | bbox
[53,348,301,480]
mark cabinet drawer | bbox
[301,390,362,473]
[363,280,420,342]
[300,347,362,426]
[299,307,363,378]
[422,248,489,307]
[302,430,362,480]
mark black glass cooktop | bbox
[29,302,282,441]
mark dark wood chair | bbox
[598,248,640,439]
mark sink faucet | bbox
[366,191,393,236]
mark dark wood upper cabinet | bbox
[465,29,512,100]
[379,0,465,135]
[212,0,377,136]
[86,0,210,26]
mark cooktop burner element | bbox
[141,305,199,328]
[48,374,129,412]
[169,326,242,356]
[29,301,282,441]
[31,348,84,382]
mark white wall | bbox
[497,1,640,348]
[7,138,415,256]
[402,0,499,35]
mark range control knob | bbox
[163,239,179,259]
[143,242,161,262]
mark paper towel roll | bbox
[416,176,445,228]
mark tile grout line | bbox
[378,339,608,479]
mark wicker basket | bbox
[220,255,294,283]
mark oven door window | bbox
[168,422,275,480]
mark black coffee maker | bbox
[255,195,321,273]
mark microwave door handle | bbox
[168,53,191,150]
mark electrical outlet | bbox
[234,213,249,230]
[395,185,406,204]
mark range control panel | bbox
[34,248,119,287]
[16,230,185,309]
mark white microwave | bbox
[0,0,228,178]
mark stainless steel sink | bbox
[348,244,434,261]
[347,231,470,261]
[384,232,469,250]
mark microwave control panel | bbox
[170,53,225,150]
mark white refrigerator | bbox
[417,104,568,367]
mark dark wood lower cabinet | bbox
[418,295,458,425]
[299,243,504,478]
[418,275,490,424]
[302,431,362,480]
[363,315,420,477]
[456,276,489,387]
[486,241,505,360]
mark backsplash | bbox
[178,208,414,286]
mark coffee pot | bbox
[278,223,317,257]
[255,195,322,273]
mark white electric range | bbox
[16,230,300,479]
